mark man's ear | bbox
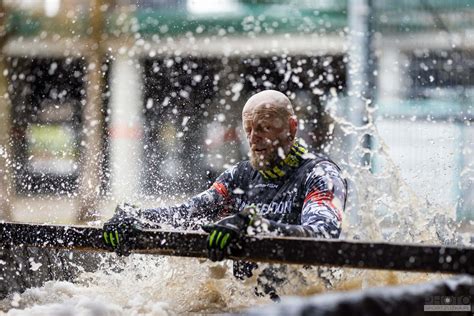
[289,117,298,139]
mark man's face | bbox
[243,107,292,170]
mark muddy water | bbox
[0,253,446,315]
[0,227,456,316]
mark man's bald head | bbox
[242,90,295,121]
[242,90,298,170]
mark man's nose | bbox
[249,130,261,144]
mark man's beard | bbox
[250,141,292,171]
[249,148,279,171]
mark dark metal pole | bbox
[1,222,473,275]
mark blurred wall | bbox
[0,0,472,224]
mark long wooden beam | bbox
[0,222,473,275]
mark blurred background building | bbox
[0,0,472,227]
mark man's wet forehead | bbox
[242,104,279,121]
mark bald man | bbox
[103,90,347,299]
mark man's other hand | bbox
[202,205,259,261]
[103,203,157,256]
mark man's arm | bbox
[263,161,347,238]
[137,189,225,229]
[103,165,238,254]
[137,165,238,229]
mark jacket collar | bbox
[258,140,307,180]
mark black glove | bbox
[202,205,260,262]
[103,203,159,256]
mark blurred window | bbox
[7,57,111,195]
[408,50,474,97]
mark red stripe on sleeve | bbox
[304,189,342,221]
[212,182,229,199]
[304,190,334,205]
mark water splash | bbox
[0,98,466,315]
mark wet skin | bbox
[242,103,297,170]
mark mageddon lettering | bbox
[235,197,295,215]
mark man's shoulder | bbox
[228,160,253,172]
[302,151,340,170]
[299,152,344,181]
[220,160,255,179]
[236,160,253,169]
